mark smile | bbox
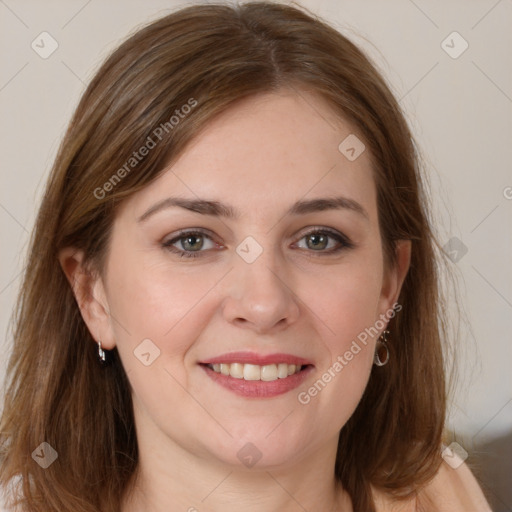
[199,352,314,398]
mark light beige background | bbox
[1,0,511,508]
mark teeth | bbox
[243,364,260,381]
[277,363,288,379]
[208,362,303,381]
[261,364,277,381]
[230,363,244,379]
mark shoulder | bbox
[372,461,492,512]
[415,460,492,512]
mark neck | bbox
[120,402,352,512]
[122,465,351,512]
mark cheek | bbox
[316,257,383,351]
[103,260,221,435]
[302,255,383,419]
[104,248,227,370]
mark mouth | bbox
[199,352,314,398]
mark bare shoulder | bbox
[372,461,492,512]
[415,461,492,512]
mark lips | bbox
[199,352,314,398]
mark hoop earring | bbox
[374,330,390,366]
[97,340,108,366]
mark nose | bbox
[221,250,301,334]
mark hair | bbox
[0,2,451,511]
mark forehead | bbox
[122,89,378,223]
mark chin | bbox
[202,423,310,470]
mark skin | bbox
[60,89,412,511]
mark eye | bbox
[294,227,353,254]
[162,227,353,260]
[162,229,218,258]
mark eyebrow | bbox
[137,195,369,223]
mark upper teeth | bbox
[209,363,302,381]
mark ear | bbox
[58,247,116,350]
[377,239,411,316]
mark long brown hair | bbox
[0,2,449,510]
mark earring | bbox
[374,330,390,366]
[97,340,108,366]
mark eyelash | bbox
[162,227,354,259]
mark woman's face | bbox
[89,89,409,469]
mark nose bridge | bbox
[222,236,300,331]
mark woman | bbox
[0,2,492,511]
